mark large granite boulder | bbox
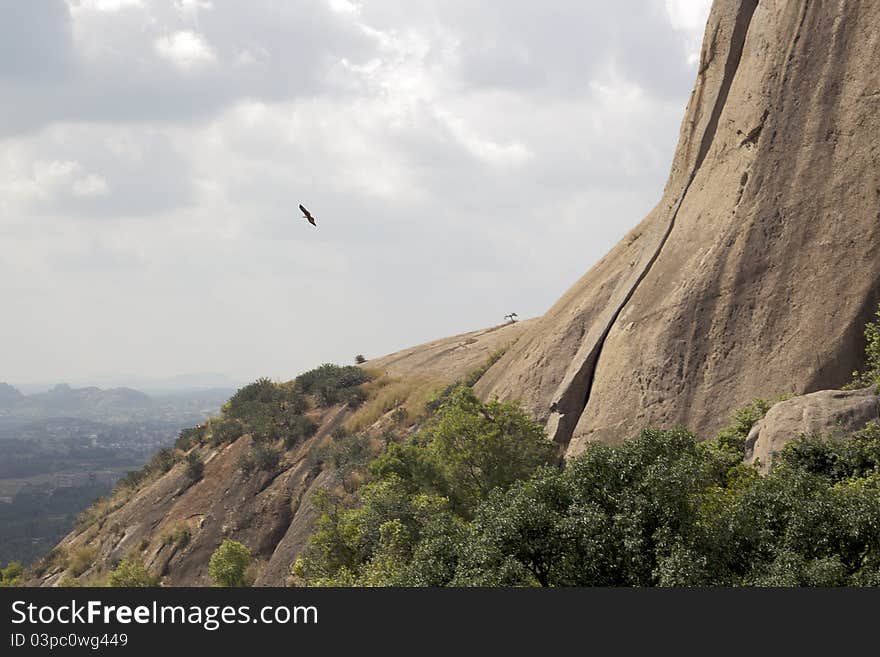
[744,387,880,473]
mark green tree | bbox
[425,387,557,514]
[0,562,24,587]
[209,540,252,587]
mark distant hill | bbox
[12,373,242,396]
[0,382,236,426]
[22,384,155,419]
[0,383,24,409]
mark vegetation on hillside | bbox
[294,393,880,586]
[289,313,880,587]
[110,364,372,495]
[291,386,558,585]
[17,364,375,585]
[0,561,24,587]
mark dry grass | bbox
[68,546,96,577]
[344,375,446,433]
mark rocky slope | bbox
[476,0,880,456]
[31,321,529,586]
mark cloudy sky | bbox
[1,0,712,388]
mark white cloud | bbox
[72,173,111,197]
[17,159,110,201]
[327,0,361,16]
[174,0,214,25]
[664,0,713,33]
[234,45,271,68]
[664,0,713,65]
[73,0,144,12]
[436,109,533,167]
[32,159,83,190]
[155,30,216,70]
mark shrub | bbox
[184,452,204,482]
[115,468,147,492]
[108,559,159,587]
[347,387,368,409]
[214,378,314,446]
[315,385,340,407]
[226,377,281,419]
[321,432,373,474]
[283,415,318,450]
[847,304,880,391]
[209,540,252,587]
[150,448,177,475]
[239,444,281,474]
[0,562,23,587]
[175,426,205,451]
[296,364,370,396]
[355,355,367,364]
[209,418,243,446]
[161,524,191,549]
[715,398,774,454]
[112,444,180,496]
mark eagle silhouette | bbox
[299,204,317,227]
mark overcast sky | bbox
[1,0,713,388]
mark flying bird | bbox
[299,203,317,227]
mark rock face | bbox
[477,0,880,456]
[366,320,531,381]
[744,387,880,473]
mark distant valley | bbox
[0,381,237,566]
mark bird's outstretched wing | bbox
[299,203,317,226]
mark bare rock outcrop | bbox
[478,0,880,456]
[744,387,880,473]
